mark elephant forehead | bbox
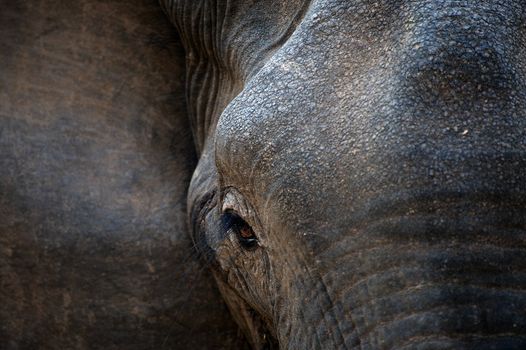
[215,0,525,182]
[214,3,375,182]
[214,0,390,163]
[214,0,526,235]
[214,56,381,233]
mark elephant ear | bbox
[0,1,247,349]
[160,0,311,153]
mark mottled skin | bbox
[162,0,526,349]
[0,1,247,349]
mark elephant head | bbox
[163,0,526,349]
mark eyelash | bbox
[221,211,259,250]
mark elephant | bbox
[162,0,526,349]
[0,1,247,349]
[2,0,526,350]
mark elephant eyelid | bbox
[221,188,250,217]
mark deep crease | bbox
[280,244,324,349]
[396,333,526,350]
[336,253,526,305]
[319,227,526,276]
[355,286,526,343]
[296,245,354,349]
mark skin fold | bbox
[0,1,247,349]
[2,0,526,349]
[162,0,526,349]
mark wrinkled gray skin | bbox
[162,0,526,349]
[2,0,526,349]
[0,1,248,349]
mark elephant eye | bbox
[221,211,258,250]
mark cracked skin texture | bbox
[3,0,526,349]
[0,1,247,349]
[163,0,526,349]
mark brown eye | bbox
[221,211,258,250]
[239,224,254,239]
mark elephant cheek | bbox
[283,215,526,349]
[211,272,278,350]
